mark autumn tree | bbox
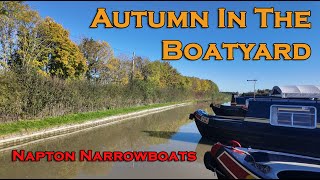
[160,62,181,88]
[13,10,50,74]
[131,56,149,81]
[0,1,39,69]
[100,57,121,84]
[36,17,87,79]
[144,61,163,87]
[79,38,113,80]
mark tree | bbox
[100,57,121,84]
[161,62,181,88]
[36,17,87,79]
[0,1,39,70]
[79,38,113,80]
[144,61,163,87]
[132,56,149,81]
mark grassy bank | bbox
[0,101,186,137]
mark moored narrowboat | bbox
[209,93,276,117]
[204,141,320,179]
[189,85,320,157]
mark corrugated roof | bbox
[271,85,320,98]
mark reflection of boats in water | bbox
[203,141,320,179]
[190,85,320,157]
[194,138,216,164]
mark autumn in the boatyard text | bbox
[90,7,312,61]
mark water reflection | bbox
[143,131,200,144]
[0,103,216,179]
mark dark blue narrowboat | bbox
[210,93,275,117]
[189,85,320,157]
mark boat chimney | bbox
[231,93,237,106]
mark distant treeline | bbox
[223,89,271,97]
[241,89,271,96]
[0,2,223,122]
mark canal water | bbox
[0,103,217,179]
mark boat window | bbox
[270,105,317,129]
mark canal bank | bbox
[0,102,191,152]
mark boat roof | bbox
[271,85,320,99]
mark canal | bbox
[0,103,217,179]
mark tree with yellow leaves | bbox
[0,1,39,69]
[79,38,113,80]
[36,17,87,79]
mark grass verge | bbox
[0,101,187,137]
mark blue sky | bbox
[27,1,319,92]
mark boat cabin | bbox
[245,85,320,129]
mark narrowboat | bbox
[204,141,320,179]
[189,85,320,157]
[210,103,247,117]
[209,94,273,117]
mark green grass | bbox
[0,102,185,137]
